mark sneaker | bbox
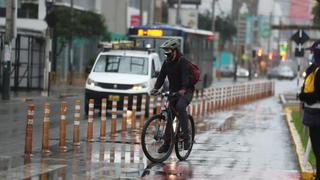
[158,143,170,153]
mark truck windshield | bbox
[93,55,149,75]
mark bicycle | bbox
[141,91,195,163]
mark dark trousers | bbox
[310,126,320,179]
[164,91,193,143]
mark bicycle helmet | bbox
[160,39,180,50]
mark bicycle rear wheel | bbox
[141,114,174,163]
[175,115,195,161]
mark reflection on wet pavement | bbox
[0,97,301,180]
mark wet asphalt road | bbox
[0,78,301,179]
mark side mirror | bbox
[152,71,160,78]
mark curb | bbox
[283,107,314,180]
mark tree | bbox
[312,2,320,25]
[198,10,212,30]
[214,15,237,51]
[198,12,237,51]
[50,7,107,66]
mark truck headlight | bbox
[132,82,148,90]
[87,78,97,87]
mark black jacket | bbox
[299,63,320,105]
[154,54,194,92]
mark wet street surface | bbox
[0,95,300,180]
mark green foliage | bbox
[198,12,236,51]
[53,6,106,41]
[214,16,237,42]
[312,3,320,25]
[198,10,212,30]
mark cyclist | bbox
[150,39,194,153]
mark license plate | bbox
[109,95,119,101]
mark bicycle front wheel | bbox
[175,115,195,161]
[141,114,174,163]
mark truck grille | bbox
[97,83,133,90]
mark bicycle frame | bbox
[158,93,181,144]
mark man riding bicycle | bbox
[150,39,194,153]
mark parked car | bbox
[236,66,249,78]
[267,65,295,80]
[219,65,234,77]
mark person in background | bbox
[299,40,320,180]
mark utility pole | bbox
[140,0,143,25]
[68,0,74,85]
[43,0,54,96]
[149,0,154,25]
[212,0,217,80]
[2,0,16,100]
[176,0,182,25]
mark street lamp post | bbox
[44,0,54,96]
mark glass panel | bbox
[94,55,149,75]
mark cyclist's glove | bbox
[150,88,159,95]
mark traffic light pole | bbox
[2,0,16,100]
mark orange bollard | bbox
[207,88,212,115]
[73,100,81,146]
[211,88,215,113]
[122,96,128,132]
[192,91,197,116]
[59,101,68,152]
[100,98,107,141]
[42,103,50,154]
[140,95,147,129]
[131,96,137,130]
[25,104,35,156]
[111,97,117,134]
[87,99,94,142]
[156,96,161,114]
[215,88,220,110]
[197,90,201,117]
[201,89,206,116]
[148,95,155,118]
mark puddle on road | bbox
[217,116,236,132]
[141,161,193,179]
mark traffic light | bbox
[257,48,263,57]
[279,43,288,61]
[268,52,273,60]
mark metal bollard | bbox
[140,95,147,129]
[100,98,107,141]
[73,100,81,146]
[122,96,128,132]
[148,95,155,118]
[42,103,50,153]
[111,97,117,134]
[132,96,137,130]
[87,99,94,142]
[25,104,35,156]
[59,101,68,152]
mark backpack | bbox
[299,67,319,105]
[187,60,200,85]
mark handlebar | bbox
[152,91,179,97]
